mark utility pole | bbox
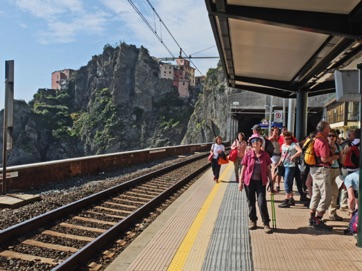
[2,60,14,195]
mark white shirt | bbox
[212,143,225,159]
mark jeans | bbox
[244,179,270,224]
[284,167,296,194]
[293,165,305,196]
[211,158,221,180]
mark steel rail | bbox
[52,158,210,270]
[0,154,207,244]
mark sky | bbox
[0,0,220,109]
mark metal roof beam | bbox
[309,80,336,92]
[234,75,291,90]
[299,38,355,88]
[209,4,362,39]
[233,83,295,98]
[308,88,335,97]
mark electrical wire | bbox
[190,45,216,57]
[128,0,175,58]
[145,0,205,76]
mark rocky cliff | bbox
[181,62,238,144]
[0,43,195,166]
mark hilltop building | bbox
[159,58,196,98]
[159,63,174,80]
[51,69,74,90]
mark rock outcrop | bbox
[0,43,194,166]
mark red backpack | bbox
[344,145,360,169]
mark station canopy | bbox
[205,0,362,98]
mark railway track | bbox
[0,154,210,271]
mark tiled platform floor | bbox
[106,164,362,271]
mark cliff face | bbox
[0,43,194,166]
[181,62,237,144]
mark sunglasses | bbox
[285,138,292,140]
[250,139,261,143]
[328,134,336,137]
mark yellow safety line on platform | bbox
[167,163,232,271]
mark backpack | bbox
[303,134,330,166]
[264,137,274,157]
[303,137,317,166]
[302,138,316,166]
[344,145,360,169]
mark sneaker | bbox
[288,198,295,206]
[278,199,290,208]
[329,214,343,221]
[308,217,316,226]
[249,221,257,230]
[264,224,273,234]
[300,195,309,202]
[313,219,333,231]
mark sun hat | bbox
[249,134,262,143]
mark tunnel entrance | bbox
[230,108,323,141]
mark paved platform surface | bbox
[106,163,362,271]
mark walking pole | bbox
[271,190,277,229]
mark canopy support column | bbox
[296,89,308,141]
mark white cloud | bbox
[18,22,28,28]
[14,0,83,19]
[38,10,110,44]
[13,0,111,44]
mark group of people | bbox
[209,121,360,234]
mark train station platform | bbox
[106,163,362,271]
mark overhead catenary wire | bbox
[145,0,205,76]
[189,45,216,57]
[128,0,175,58]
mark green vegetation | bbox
[76,88,122,154]
[32,89,73,143]
[30,86,123,154]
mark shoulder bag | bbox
[277,147,291,176]
[208,144,214,161]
